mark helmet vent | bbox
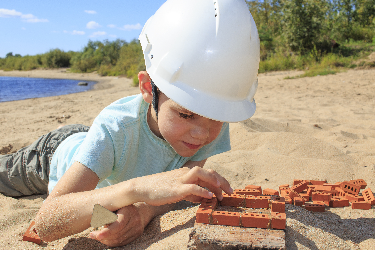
[213,1,218,18]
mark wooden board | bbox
[187,222,285,250]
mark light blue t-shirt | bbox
[48,94,231,193]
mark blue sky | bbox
[0,0,168,58]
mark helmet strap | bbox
[151,80,159,120]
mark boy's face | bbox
[150,93,223,157]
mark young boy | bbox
[0,0,260,247]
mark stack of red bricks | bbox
[196,185,286,230]
[280,179,374,212]
[195,179,374,230]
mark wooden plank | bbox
[187,222,285,250]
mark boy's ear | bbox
[138,71,153,104]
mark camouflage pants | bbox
[0,124,89,197]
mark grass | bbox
[259,41,375,79]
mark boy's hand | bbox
[138,166,233,206]
[89,204,145,247]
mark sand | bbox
[0,67,374,250]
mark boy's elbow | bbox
[34,213,61,242]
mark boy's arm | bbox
[88,159,208,246]
[35,159,231,245]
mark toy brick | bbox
[271,196,285,202]
[263,188,279,196]
[290,180,308,193]
[351,201,371,210]
[300,193,310,202]
[271,200,285,213]
[221,193,245,207]
[288,190,302,200]
[349,179,367,189]
[284,196,293,204]
[362,188,375,205]
[23,221,42,245]
[270,212,286,230]
[343,193,364,203]
[305,203,325,212]
[340,181,361,195]
[241,213,270,229]
[293,179,304,185]
[245,185,262,192]
[196,207,213,224]
[245,196,270,209]
[323,183,341,189]
[212,211,240,226]
[201,197,218,209]
[280,189,290,198]
[294,197,305,206]
[279,184,289,189]
[313,185,334,192]
[309,180,327,185]
[234,189,261,196]
[329,197,349,208]
[312,192,331,204]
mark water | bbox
[0,77,96,102]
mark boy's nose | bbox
[190,118,210,140]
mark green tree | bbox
[282,0,327,53]
[6,52,13,58]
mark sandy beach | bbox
[0,67,374,250]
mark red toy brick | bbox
[271,200,285,213]
[245,185,262,192]
[284,196,293,204]
[196,207,213,224]
[212,211,240,226]
[312,192,331,205]
[305,203,325,212]
[23,221,42,245]
[234,189,261,196]
[263,188,279,196]
[201,197,218,209]
[279,184,289,189]
[329,197,349,208]
[294,197,305,206]
[300,193,310,202]
[352,201,371,210]
[245,196,270,209]
[293,179,304,185]
[290,180,308,193]
[362,188,375,205]
[343,193,364,203]
[313,185,334,192]
[280,189,290,198]
[309,180,327,185]
[349,179,367,189]
[221,193,245,207]
[241,213,270,229]
[288,190,302,200]
[270,212,286,230]
[340,181,361,195]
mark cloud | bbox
[84,10,97,14]
[90,31,106,37]
[86,21,101,29]
[108,23,142,31]
[121,23,142,31]
[72,30,85,35]
[0,8,48,23]
[64,30,85,35]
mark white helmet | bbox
[139,0,260,122]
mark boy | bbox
[0,0,260,247]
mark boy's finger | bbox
[182,167,221,188]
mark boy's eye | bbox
[179,112,194,119]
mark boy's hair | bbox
[151,80,160,119]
